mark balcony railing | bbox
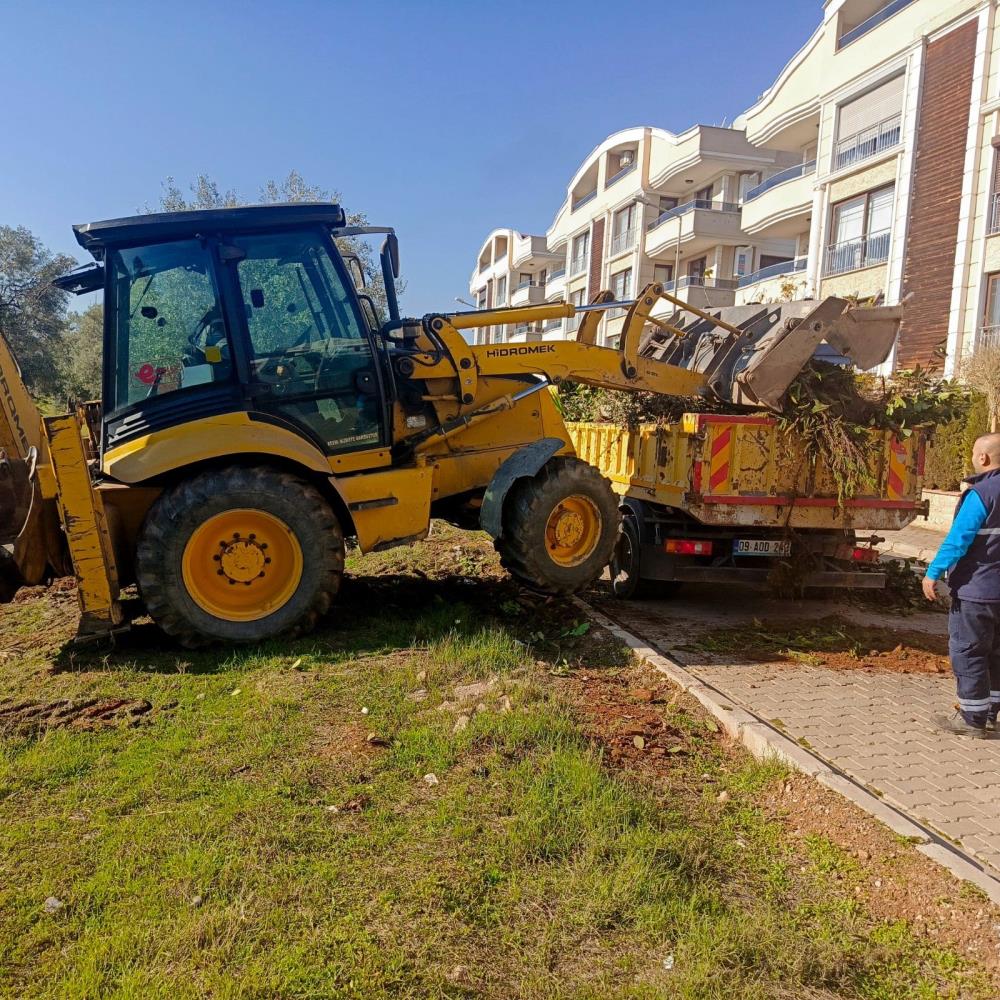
[515,278,546,291]
[606,162,637,188]
[978,325,1000,351]
[570,255,588,276]
[647,199,740,231]
[737,256,808,288]
[990,192,1000,236]
[824,230,891,275]
[744,160,817,203]
[548,267,566,281]
[610,228,637,255]
[833,115,901,171]
[571,189,597,212]
[837,0,916,49]
[662,275,739,292]
[544,319,563,331]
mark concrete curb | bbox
[574,597,1000,906]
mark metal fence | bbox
[824,230,891,275]
[834,115,901,171]
[647,199,740,231]
[737,257,807,288]
[837,0,915,49]
[610,228,637,255]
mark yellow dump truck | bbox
[568,413,930,597]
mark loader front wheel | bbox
[496,457,619,595]
[136,466,344,647]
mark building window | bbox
[695,185,713,205]
[981,274,1000,350]
[687,257,708,284]
[825,185,894,275]
[495,275,507,306]
[611,204,637,255]
[477,291,487,310]
[834,75,904,170]
[653,263,674,288]
[568,287,585,331]
[658,195,679,213]
[738,173,761,202]
[571,231,590,275]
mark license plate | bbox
[732,538,792,557]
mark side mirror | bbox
[343,254,366,289]
[384,233,400,279]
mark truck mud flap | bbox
[480,437,565,540]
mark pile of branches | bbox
[559,364,968,502]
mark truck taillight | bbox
[665,539,713,556]
[851,547,880,563]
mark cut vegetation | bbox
[0,525,996,999]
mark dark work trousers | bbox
[949,598,1000,726]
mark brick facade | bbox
[897,20,977,368]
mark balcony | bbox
[655,275,738,309]
[737,256,807,289]
[978,325,1000,351]
[645,200,742,258]
[833,115,901,172]
[837,0,916,49]
[511,280,547,306]
[742,162,816,237]
[609,228,637,257]
[824,230,891,275]
[745,161,816,202]
[570,254,588,277]
[572,189,597,212]
[546,268,567,298]
[990,192,1000,236]
[606,162,637,188]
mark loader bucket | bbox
[640,297,902,411]
[0,449,35,546]
[734,299,901,410]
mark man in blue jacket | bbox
[924,432,1000,738]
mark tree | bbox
[962,344,1000,433]
[147,171,403,317]
[0,226,75,396]
[57,304,104,401]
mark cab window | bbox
[233,230,382,451]
[109,240,230,409]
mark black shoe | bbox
[989,717,998,733]
[935,711,987,739]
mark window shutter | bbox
[838,74,904,138]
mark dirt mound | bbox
[0,697,156,735]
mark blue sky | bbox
[1,1,818,316]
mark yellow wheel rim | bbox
[181,509,303,622]
[544,494,602,568]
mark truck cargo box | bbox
[568,414,928,533]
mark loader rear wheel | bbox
[496,457,620,595]
[136,466,344,648]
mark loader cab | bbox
[70,204,394,464]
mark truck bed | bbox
[568,413,928,532]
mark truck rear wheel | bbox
[610,515,681,600]
[496,457,619,595]
[136,466,344,648]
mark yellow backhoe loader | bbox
[0,203,901,646]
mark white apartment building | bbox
[735,0,1000,373]
[469,127,797,347]
[469,0,1000,372]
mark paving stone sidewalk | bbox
[595,577,1000,877]
[880,522,947,564]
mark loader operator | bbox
[923,433,1000,738]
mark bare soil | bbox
[561,655,1000,977]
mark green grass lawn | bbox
[0,526,994,999]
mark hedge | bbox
[923,392,991,490]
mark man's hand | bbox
[922,575,939,602]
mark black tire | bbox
[136,465,344,648]
[496,456,620,595]
[609,516,682,600]
[0,547,21,604]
